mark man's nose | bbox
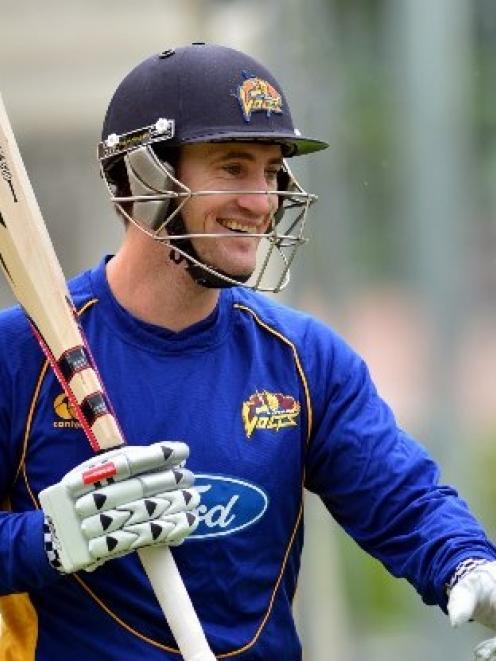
[235,180,277,217]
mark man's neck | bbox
[106,230,220,332]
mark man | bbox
[0,42,496,660]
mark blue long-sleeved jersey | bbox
[0,257,495,660]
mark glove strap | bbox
[446,558,489,595]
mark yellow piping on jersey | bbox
[4,299,100,661]
[215,302,311,657]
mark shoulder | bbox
[230,288,366,395]
[0,303,33,349]
[67,264,101,312]
[231,288,352,361]
[0,261,101,363]
[0,265,94,329]
[231,288,372,403]
[0,305,42,404]
[232,288,318,334]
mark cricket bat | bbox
[0,94,215,661]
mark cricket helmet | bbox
[98,43,329,292]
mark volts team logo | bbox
[53,393,80,429]
[242,390,300,439]
[237,74,283,123]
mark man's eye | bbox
[222,164,241,176]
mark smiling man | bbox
[105,140,286,330]
[2,42,496,661]
[175,143,281,281]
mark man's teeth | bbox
[218,219,255,233]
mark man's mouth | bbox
[217,219,259,234]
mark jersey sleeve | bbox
[0,316,61,593]
[303,325,496,610]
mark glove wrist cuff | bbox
[43,514,66,574]
[447,558,489,595]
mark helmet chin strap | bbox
[165,212,251,289]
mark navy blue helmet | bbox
[98,44,327,293]
[100,43,328,159]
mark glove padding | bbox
[39,441,199,574]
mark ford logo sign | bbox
[188,474,269,539]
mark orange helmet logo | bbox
[237,76,283,123]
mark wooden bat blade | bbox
[0,94,214,661]
[0,96,120,452]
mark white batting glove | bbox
[39,441,200,574]
[448,560,496,661]
[473,637,496,661]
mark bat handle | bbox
[137,546,216,660]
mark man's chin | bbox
[194,257,254,287]
[212,266,252,285]
[205,256,256,285]
[194,249,256,287]
[229,271,252,284]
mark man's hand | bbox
[448,560,496,660]
[39,441,200,574]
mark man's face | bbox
[176,142,282,281]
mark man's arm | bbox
[304,330,496,608]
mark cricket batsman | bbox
[0,43,496,660]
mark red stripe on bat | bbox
[82,461,117,485]
[68,299,126,448]
[27,317,102,452]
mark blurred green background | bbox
[1,1,496,658]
